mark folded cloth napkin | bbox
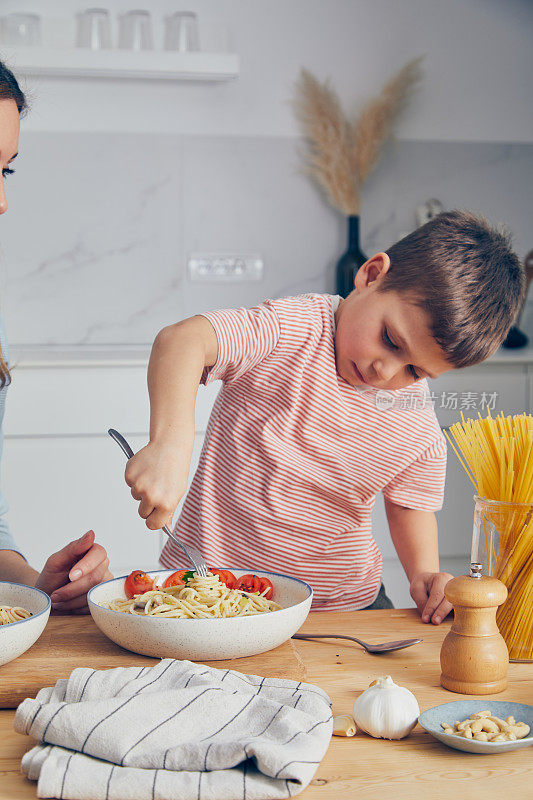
[14,658,333,800]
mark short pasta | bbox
[0,605,32,625]
[107,573,281,618]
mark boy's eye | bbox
[2,168,14,178]
[382,328,397,349]
[384,328,421,380]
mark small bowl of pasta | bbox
[88,568,312,660]
[0,581,51,666]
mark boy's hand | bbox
[124,441,190,531]
[410,571,454,624]
[35,530,112,614]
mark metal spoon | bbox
[292,633,422,654]
[107,428,209,577]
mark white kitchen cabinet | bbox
[5,360,219,437]
[2,358,220,575]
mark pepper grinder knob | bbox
[440,563,509,694]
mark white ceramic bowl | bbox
[0,581,51,666]
[88,568,312,660]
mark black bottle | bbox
[335,215,367,298]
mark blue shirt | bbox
[0,315,23,556]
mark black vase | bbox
[335,215,367,298]
[502,325,529,348]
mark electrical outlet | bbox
[187,253,264,282]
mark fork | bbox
[292,633,422,653]
[107,428,209,577]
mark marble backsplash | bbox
[1,133,531,346]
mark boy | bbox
[125,211,524,623]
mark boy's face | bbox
[334,253,452,391]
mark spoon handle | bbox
[292,633,366,646]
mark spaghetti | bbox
[0,605,32,625]
[445,411,533,660]
[106,572,281,619]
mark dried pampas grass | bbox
[293,69,358,216]
[293,57,423,215]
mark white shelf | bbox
[5,46,239,82]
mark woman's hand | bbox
[410,571,454,624]
[124,441,191,531]
[35,530,112,614]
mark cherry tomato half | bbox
[163,570,188,588]
[257,576,274,600]
[236,574,261,593]
[124,570,154,598]
[211,569,237,589]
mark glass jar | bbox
[472,496,533,662]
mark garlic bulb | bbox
[353,676,419,739]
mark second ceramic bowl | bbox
[0,581,51,666]
[419,700,533,754]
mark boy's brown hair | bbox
[381,210,525,368]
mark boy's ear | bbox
[354,253,391,290]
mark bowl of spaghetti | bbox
[88,568,312,660]
[0,581,51,666]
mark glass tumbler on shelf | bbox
[471,495,533,662]
[76,8,112,49]
[118,10,154,51]
[0,13,41,47]
[164,11,200,52]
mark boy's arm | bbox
[125,315,218,531]
[384,498,453,624]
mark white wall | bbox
[2,134,532,347]
[1,0,531,141]
[1,1,531,350]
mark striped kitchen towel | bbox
[14,658,333,800]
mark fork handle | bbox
[162,524,196,562]
[108,428,135,459]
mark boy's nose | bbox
[373,358,399,384]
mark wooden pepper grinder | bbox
[440,563,509,694]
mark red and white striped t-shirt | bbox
[160,294,447,611]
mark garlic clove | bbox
[332,714,357,737]
[353,675,420,740]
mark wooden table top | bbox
[1,608,531,800]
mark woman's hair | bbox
[0,59,26,115]
[0,60,26,387]
[381,210,525,368]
